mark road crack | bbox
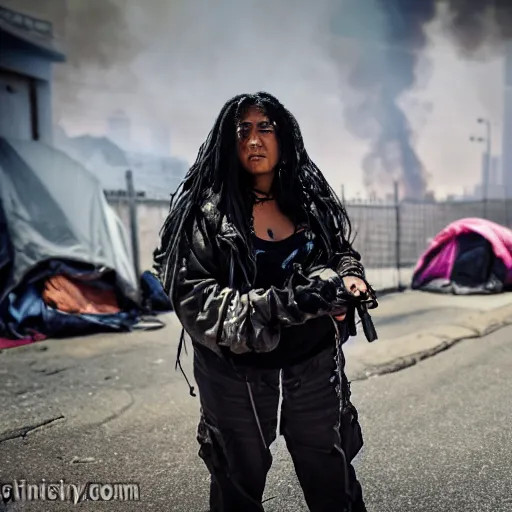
[0,415,65,443]
[94,391,135,427]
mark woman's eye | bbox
[237,127,250,139]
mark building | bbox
[0,4,65,143]
[107,111,172,158]
[54,126,188,198]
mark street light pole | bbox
[479,118,492,217]
[470,118,492,219]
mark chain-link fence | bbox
[107,178,512,292]
[344,196,512,290]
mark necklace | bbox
[251,189,276,239]
[252,188,274,205]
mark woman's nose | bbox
[248,133,262,148]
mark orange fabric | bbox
[42,275,121,315]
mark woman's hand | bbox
[333,307,348,322]
[332,276,368,322]
[343,276,368,297]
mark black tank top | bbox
[231,230,335,368]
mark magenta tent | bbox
[411,217,512,294]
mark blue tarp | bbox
[0,259,172,340]
[4,284,138,339]
[140,271,173,312]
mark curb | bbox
[374,285,407,297]
[351,302,512,381]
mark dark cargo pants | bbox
[193,343,366,512]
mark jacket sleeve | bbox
[171,220,353,356]
[336,251,366,280]
[330,235,368,282]
[328,236,379,343]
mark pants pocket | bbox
[197,413,228,477]
[340,402,364,463]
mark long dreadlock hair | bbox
[154,92,355,294]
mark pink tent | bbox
[411,218,512,294]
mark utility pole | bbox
[394,181,402,291]
[470,118,492,219]
[125,169,141,282]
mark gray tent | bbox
[0,137,139,309]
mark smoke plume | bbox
[51,0,141,124]
[445,0,512,53]
[19,0,512,197]
[332,0,512,200]
[332,0,436,200]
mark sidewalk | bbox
[344,289,512,381]
[2,289,511,512]
[2,288,512,512]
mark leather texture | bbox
[167,194,376,356]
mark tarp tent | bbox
[0,137,145,340]
[411,217,512,294]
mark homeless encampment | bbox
[0,137,170,347]
[411,217,512,295]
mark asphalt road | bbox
[1,316,511,511]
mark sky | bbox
[43,0,507,201]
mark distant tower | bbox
[502,41,512,197]
[481,152,490,200]
[107,110,131,150]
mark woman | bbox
[154,92,378,512]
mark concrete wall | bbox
[108,199,171,273]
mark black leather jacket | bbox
[168,194,376,357]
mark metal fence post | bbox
[125,169,141,280]
[394,181,403,290]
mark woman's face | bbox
[236,106,280,177]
